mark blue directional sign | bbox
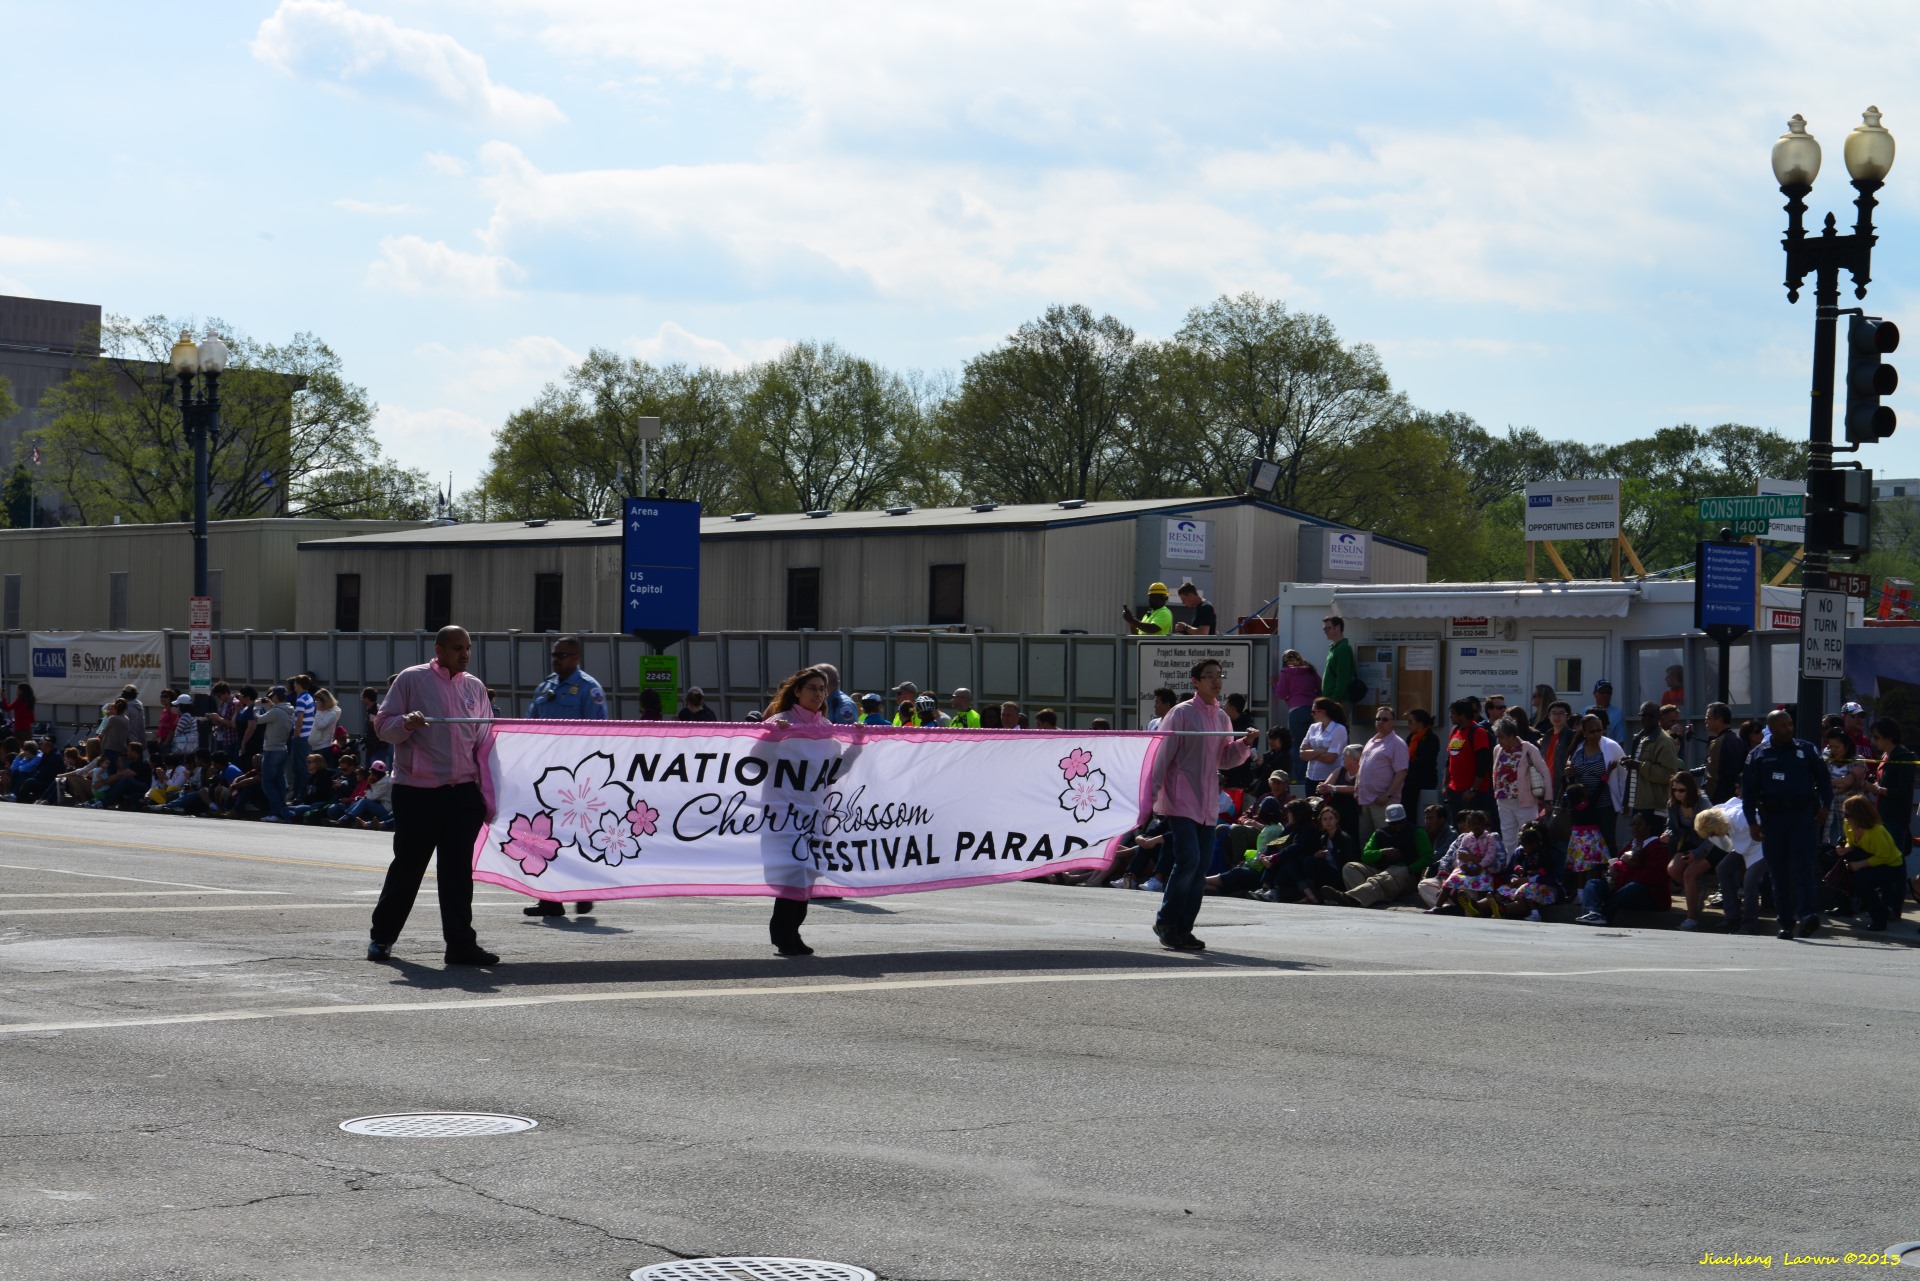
[1695,540,1758,634]
[623,497,701,636]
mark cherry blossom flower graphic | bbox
[627,801,659,838]
[502,812,560,876]
[1059,747,1094,781]
[533,753,633,853]
[1059,769,1111,823]
[585,810,641,866]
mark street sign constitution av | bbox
[1698,494,1805,523]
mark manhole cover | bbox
[339,1111,537,1137]
[630,1260,875,1281]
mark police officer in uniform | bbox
[524,635,606,918]
[1741,708,1833,939]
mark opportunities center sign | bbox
[474,721,1160,902]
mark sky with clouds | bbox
[6,1,1920,495]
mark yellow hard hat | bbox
[1148,582,1170,596]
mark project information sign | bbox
[1137,639,1253,713]
[1801,589,1846,680]
[1524,480,1621,541]
[473,720,1159,902]
[1694,541,1758,632]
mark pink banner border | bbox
[472,718,1160,901]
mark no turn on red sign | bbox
[1801,590,1846,680]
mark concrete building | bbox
[0,294,99,488]
[295,496,1427,635]
[0,519,427,632]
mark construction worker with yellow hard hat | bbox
[1123,582,1175,636]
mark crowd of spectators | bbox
[1,677,397,829]
[1088,623,1920,939]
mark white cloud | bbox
[628,322,784,371]
[252,0,565,130]
[373,403,496,479]
[332,197,422,215]
[413,333,581,396]
[366,235,523,296]
[424,151,469,177]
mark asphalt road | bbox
[0,804,1915,1281]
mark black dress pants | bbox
[769,896,808,941]
[371,782,485,949]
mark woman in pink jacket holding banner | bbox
[763,667,833,956]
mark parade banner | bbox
[474,720,1161,902]
[29,631,166,705]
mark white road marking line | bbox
[0,966,1757,1035]
[0,891,286,899]
[0,863,271,893]
[0,899,536,916]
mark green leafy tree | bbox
[1157,293,1399,507]
[470,349,744,520]
[29,314,424,523]
[939,304,1145,503]
[735,341,930,513]
[0,373,16,422]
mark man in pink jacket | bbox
[1148,658,1259,951]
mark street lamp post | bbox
[1774,108,1896,722]
[169,330,228,712]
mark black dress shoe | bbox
[523,902,564,917]
[773,935,814,957]
[573,901,595,915]
[444,946,500,966]
[1776,928,1796,940]
[1159,931,1205,952]
[1796,916,1820,938]
[366,940,393,962]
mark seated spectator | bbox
[1034,707,1058,730]
[1334,802,1432,907]
[21,737,61,804]
[1664,772,1712,930]
[1316,743,1364,838]
[93,742,154,811]
[1209,796,1288,897]
[1421,803,1454,869]
[227,754,269,816]
[7,739,42,800]
[335,759,394,828]
[638,689,665,720]
[1493,822,1560,921]
[1089,717,1112,730]
[1423,809,1499,914]
[1576,811,1672,926]
[1254,800,1349,904]
[1092,814,1169,890]
[1840,793,1906,932]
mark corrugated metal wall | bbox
[0,520,419,632]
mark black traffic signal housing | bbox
[1845,314,1899,443]
[1808,467,1874,561]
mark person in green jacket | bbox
[1322,614,1358,720]
[1333,803,1432,906]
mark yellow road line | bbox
[0,966,1756,1036]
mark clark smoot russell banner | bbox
[474,720,1162,902]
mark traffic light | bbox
[1809,467,1874,560]
[1845,314,1899,443]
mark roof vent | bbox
[730,512,757,522]
[523,519,548,528]
[805,508,834,519]
[971,501,998,513]
[591,517,615,526]
[1057,498,1087,510]
[885,505,913,516]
